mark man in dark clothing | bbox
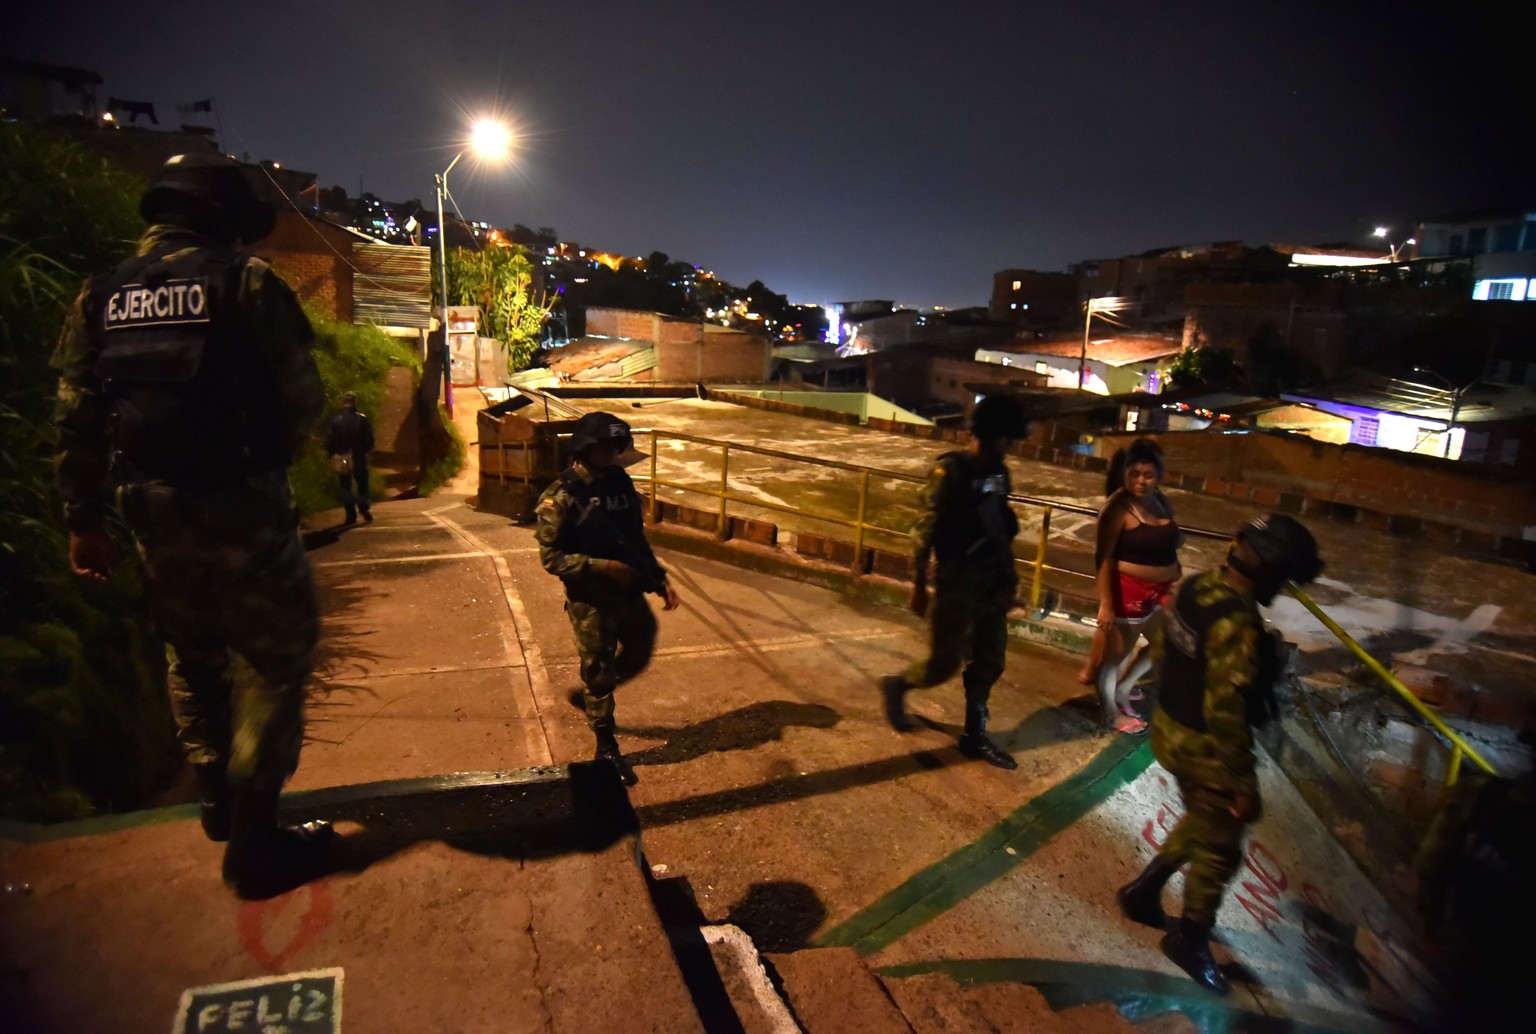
[325,391,374,524]
[880,396,1031,770]
[53,153,333,899]
[534,412,680,786]
[1116,513,1323,994]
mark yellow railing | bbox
[1285,586,1497,785]
[635,427,1498,788]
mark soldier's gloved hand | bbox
[661,583,681,611]
[1229,793,1262,822]
[599,559,638,586]
[909,582,929,618]
[68,529,115,584]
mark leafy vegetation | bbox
[0,124,179,821]
[288,305,421,517]
[437,244,553,375]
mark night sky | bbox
[8,2,1525,309]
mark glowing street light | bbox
[1079,296,1131,391]
[434,118,512,411]
[1372,226,1417,264]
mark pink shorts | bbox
[1116,572,1173,620]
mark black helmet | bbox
[568,411,634,455]
[140,153,276,243]
[970,395,1030,442]
[1238,513,1324,588]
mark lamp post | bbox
[1373,226,1417,264]
[434,119,511,413]
[1412,365,1473,459]
[1079,296,1129,391]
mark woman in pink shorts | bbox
[1077,438,1181,734]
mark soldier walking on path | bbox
[880,396,1031,770]
[535,412,680,786]
[1116,514,1323,994]
[53,153,334,900]
[325,390,374,524]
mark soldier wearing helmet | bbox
[880,395,1031,769]
[1116,513,1323,994]
[534,411,680,785]
[52,152,331,899]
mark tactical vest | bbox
[90,244,279,484]
[930,450,1019,566]
[557,466,662,589]
[1160,578,1279,732]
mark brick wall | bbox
[259,211,353,320]
[656,337,769,382]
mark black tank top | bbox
[1114,515,1180,566]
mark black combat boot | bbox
[958,734,1018,769]
[194,763,231,843]
[1117,854,1180,929]
[880,674,912,731]
[958,698,1017,770]
[222,781,335,901]
[1161,917,1230,995]
[594,724,637,786]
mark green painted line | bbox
[876,958,1418,1034]
[818,735,1152,954]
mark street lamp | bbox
[435,118,512,412]
[1412,365,1474,459]
[1373,226,1417,264]
[1079,296,1130,391]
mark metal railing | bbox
[634,427,1497,788]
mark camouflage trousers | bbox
[904,566,1017,734]
[1155,776,1249,926]
[120,471,319,788]
[564,592,657,729]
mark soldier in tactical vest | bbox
[534,412,680,785]
[1116,513,1323,994]
[325,390,375,524]
[880,396,1031,770]
[53,153,333,899]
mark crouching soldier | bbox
[1116,514,1323,993]
[535,412,680,785]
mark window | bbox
[1523,223,1536,251]
[1035,361,1049,374]
[1450,234,1465,255]
[1353,415,1380,447]
[1469,227,1488,253]
[1488,281,1515,300]
[1494,224,1520,252]
[1012,280,1022,291]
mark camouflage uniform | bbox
[1146,568,1264,926]
[905,449,1019,731]
[534,463,666,729]
[53,224,325,788]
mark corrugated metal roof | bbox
[351,241,432,329]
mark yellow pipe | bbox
[1446,746,1464,788]
[717,444,731,539]
[852,470,870,572]
[1286,586,1497,777]
[1031,505,1052,611]
[649,431,659,524]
